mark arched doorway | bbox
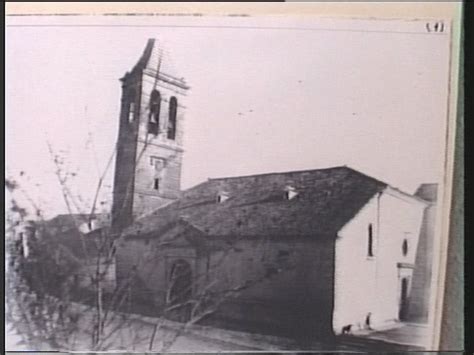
[166,259,192,322]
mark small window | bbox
[285,186,298,200]
[167,96,178,140]
[148,90,161,135]
[368,224,374,257]
[126,89,136,123]
[153,178,160,191]
[128,103,135,122]
[150,156,159,167]
[402,239,408,256]
[216,192,229,203]
[150,156,166,172]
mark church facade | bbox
[111,39,429,339]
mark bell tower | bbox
[111,39,189,232]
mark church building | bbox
[112,39,429,340]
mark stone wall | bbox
[111,72,142,231]
[203,237,335,339]
[111,47,188,231]
[116,232,336,339]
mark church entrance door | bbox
[399,277,410,321]
[167,259,193,322]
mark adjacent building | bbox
[408,183,438,323]
[14,214,116,293]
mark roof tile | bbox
[125,166,388,238]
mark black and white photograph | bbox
[5,8,460,352]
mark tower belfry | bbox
[111,39,189,231]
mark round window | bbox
[402,239,408,256]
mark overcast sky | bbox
[6,16,451,218]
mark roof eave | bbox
[384,186,431,207]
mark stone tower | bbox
[111,39,189,232]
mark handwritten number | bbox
[426,21,445,33]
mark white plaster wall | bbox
[333,193,378,333]
[333,189,426,333]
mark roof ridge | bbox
[342,168,428,202]
[208,165,350,181]
[133,198,178,222]
[416,183,438,189]
[122,165,410,239]
[341,167,388,187]
[130,179,215,225]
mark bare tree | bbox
[6,133,297,351]
[5,57,298,349]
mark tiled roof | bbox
[44,213,109,226]
[124,166,388,239]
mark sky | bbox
[6,16,451,219]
